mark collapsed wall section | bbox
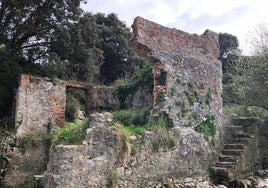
[132,16,222,129]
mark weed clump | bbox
[194,114,216,142]
[51,118,89,145]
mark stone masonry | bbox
[132,16,222,130]
[15,75,122,138]
[41,17,224,187]
[15,74,67,138]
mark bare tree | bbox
[247,22,268,55]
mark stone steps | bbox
[218,155,238,163]
[215,162,236,169]
[227,137,251,145]
[236,133,254,139]
[210,117,259,185]
[221,149,244,156]
[224,143,245,150]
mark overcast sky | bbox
[81,0,267,55]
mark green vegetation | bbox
[187,94,195,106]
[158,72,167,86]
[21,177,36,188]
[18,133,51,148]
[115,123,131,165]
[175,100,184,106]
[194,114,216,142]
[113,107,178,152]
[51,119,89,145]
[184,90,195,106]
[0,2,147,123]
[170,86,177,96]
[109,171,120,188]
[192,112,200,120]
[158,93,166,102]
[65,88,86,121]
[116,61,153,108]
[113,107,151,127]
[147,115,177,151]
[176,76,183,84]
[151,125,176,151]
[205,89,213,105]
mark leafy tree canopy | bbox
[219,33,239,73]
[0,1,145,120]
[0,0,85,118]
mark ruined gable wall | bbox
[132,16,222,130]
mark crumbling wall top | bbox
[132,16,219,62]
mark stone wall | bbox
[43,112,214,188]
[15,74,66,138]
[132,16,222,130]
[15,76,118,136]
[86,86,120,111]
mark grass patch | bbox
[51,118,89,145]
[113,107,151,126]
[150,123,177,151]
[124,126,147,136]
[113,109,178,152]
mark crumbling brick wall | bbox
[132,17,222,130]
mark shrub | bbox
[194,114,216,141]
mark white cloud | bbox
[81,0,268,54]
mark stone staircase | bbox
[211,117,259,185]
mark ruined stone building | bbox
[2,17,267,188]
